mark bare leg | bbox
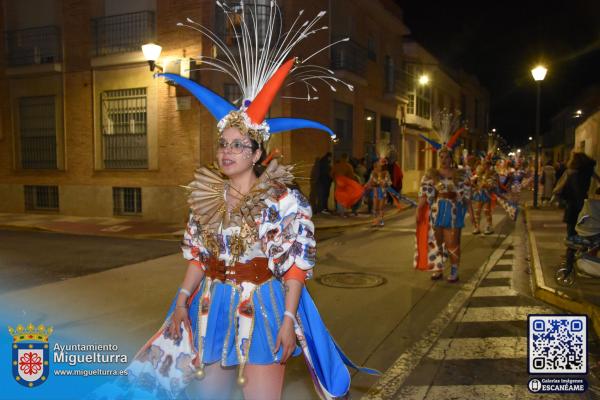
[431,227,444,279]
[473,201,482,233]
[483,202,493,234]
[443,228,461,282]
[185,362,236,400]
[242,364,286,400]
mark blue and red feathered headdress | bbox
[418,109,465,152]
[158,1,353,145]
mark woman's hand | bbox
[169,306,190,341]
[274,318,297,364]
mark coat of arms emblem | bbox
[8,323,53,388]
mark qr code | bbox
[528,315,587,374]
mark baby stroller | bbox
[555,198,600,286]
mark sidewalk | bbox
[525,205,600,336]
[0,203,412,240]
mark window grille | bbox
[19,96,57,169]
[101,88,148,169]
[113,187,142,215]
[24,185,59,211]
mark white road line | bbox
[364,237,512,400]
[486,271,512,279]
[472,286,518,297]
[495,259,514,266]
[461,306,553,322]
[427,337,527,360]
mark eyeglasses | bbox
[216,139,254,154]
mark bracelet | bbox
[283,311,298,328]
[179,288,191,297]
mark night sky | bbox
[397,0,600,146]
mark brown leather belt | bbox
[438,192,457,199]
[205,257,272,285]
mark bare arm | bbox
[169,263,205,340]
[276,278,303,363]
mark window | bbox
[405,63,430,119]
[418,140,426,170]
[224,83,243,105]
[384,55,395,94]
[101,88,148,169]
[367,36,377,61]
[333,101,353,158]
[19,96,57,169]
[92,11,155,56]
[113,187,142,215]
[216,1,272,48]
[404,135,417,170]
[24,185,59,211]
[6,26,62,66]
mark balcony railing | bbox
[5,26,62,66]
[330,38,367,76]
[92,11,155,57]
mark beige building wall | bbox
[0,0,411,221]
[575,109,600,159]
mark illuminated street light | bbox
[531,64,547,208]
[366,116,373,121]
[492,128,496,133]
[531,65,547,81]
[418,74,430,85]
[528,136,533,141]
[142,43,163,71]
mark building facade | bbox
[0,0,491,221]
[0,0,413,222]
[401,40,489,193]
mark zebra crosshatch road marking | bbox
[366,236,599,400]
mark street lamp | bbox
[418,74,430,85]
[531,64,547,208]
[142,43,163,71]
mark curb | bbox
[524,207,600,337]
[315,205,412,230]
[0,205,414,240]
[0,222,179,242]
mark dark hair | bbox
[567,152,596,174]
[250,139,267,177]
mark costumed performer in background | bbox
[471,157,498,235]
[415,110,470,282]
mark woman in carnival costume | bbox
[366,158,391,227]
[496,158,509,194]
[91,2,376,399]
[415,110,470,282]
[366,143,393,227]
[471,153,498,235]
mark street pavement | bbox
[1,204,599,399]
[368,218,600,399]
